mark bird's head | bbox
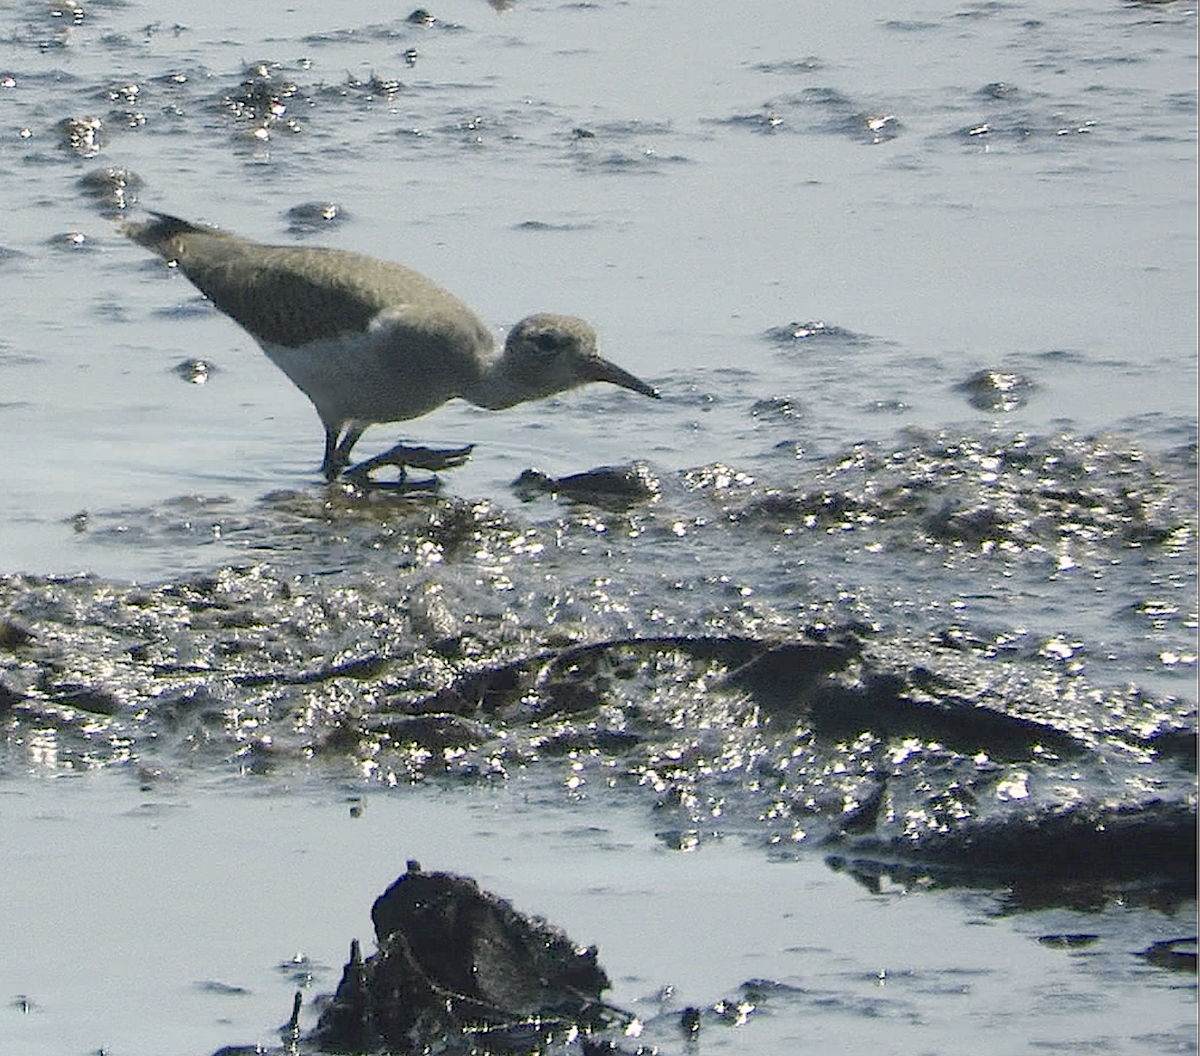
[499,313,659,403]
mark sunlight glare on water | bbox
[0,1,1195,1054]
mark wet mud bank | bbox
[2,431,1194,907]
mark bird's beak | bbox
[590,357,660,399]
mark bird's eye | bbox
[533,331,561,353]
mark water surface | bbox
[0,1,1195,1053]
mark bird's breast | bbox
[259,319,470,425]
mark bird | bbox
[122,212,660,484]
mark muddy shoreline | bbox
[4,433,1194,909]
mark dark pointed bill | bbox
[589,357,660,399]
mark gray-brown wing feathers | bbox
[124,213,486,351]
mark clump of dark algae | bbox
[212,861,627,1056]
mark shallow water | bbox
[0,0,1196,1053]
[1,0,1195,579]
[2,769,1195,1056]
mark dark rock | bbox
[172,357,216,384]
[285,201,349,234]
[957,369,1035,411]
[914,799,1198,880]
[310,864,615,1053]
[1037,933,1099,948]
[762,320,866,345]
[835,798,1197,891]
[724,639,1085,762]
[0,618,34,648]
[0,680,24,711]
[1137,937,1197,972]
[364,712,494,749]
[52,683,122,716]
[514,462,660,509]
[723,637,861,706]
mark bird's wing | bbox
[128,215,487,351]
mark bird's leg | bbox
[322,424,366,482]
[321,427,341,481]
[344,442,474,485]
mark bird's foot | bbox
[342,442,474,486]
[392,443,475,473]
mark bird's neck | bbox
[463,354,539,410]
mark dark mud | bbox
[2,430,1195,907]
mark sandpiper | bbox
[123,212,659,483]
